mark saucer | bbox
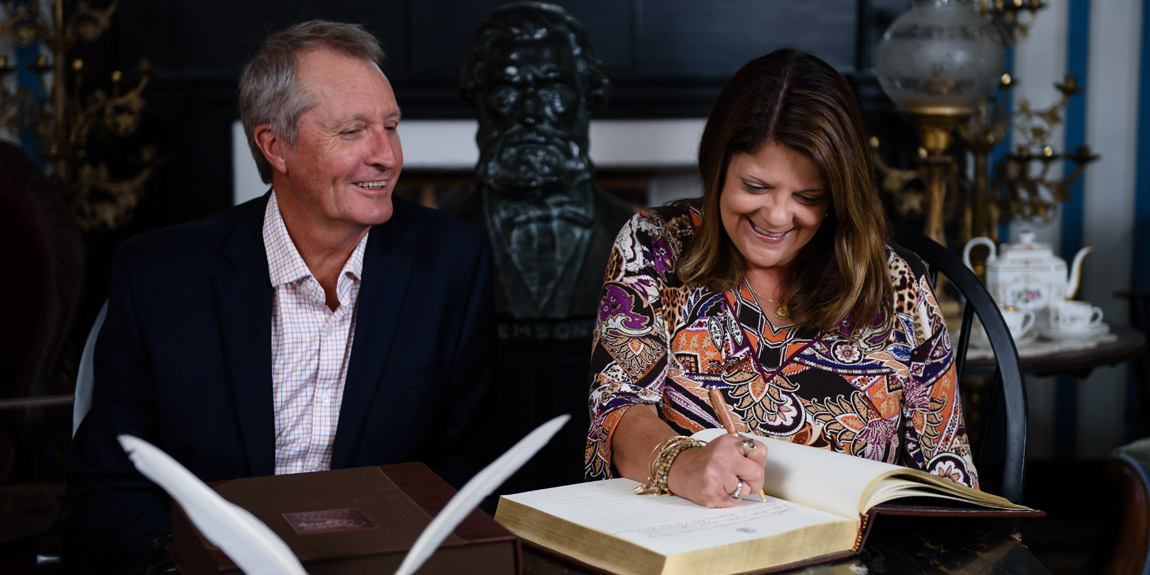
[956,328,1037,348]
[1012,331,1040,347]
[1038,322,1110,341]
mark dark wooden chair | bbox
[0,142,83,483]
[0,144,82,574]
[1104,439,1150,574]
[71,301,108,436]
[1104,292,1150,573]
[893,227,1029,504]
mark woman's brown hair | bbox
[678,49,892,333]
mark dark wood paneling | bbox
[636,1,856,79]
[103,0,905,230]
[407,0,632,77]
[119,1,410,79]
[117,0,874,116]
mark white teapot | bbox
[962,231,1092,310]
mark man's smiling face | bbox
[275,46,403,238]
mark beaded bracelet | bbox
[633,435,704,495]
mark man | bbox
[65,21,497,572]
[455,2,633,321]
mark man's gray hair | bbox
[239,20,385,183]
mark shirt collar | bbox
[262,191,369,289]
[340,229,368,288]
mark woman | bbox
[585,49,978,508]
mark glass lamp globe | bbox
[875,0,1005,115]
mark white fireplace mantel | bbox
[232,119,705,205]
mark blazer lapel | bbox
[331,210,415,468]
[211,197,275,477]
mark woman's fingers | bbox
[740,437,768,466]
[711,434,767,495]
[713,435,767,504]
[666,434,768,507]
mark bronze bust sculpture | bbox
[452,2,635,490]
[457,1,632,323]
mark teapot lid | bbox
[1002,230,1050,252]
[998,229,1063,267]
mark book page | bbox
[692,429,1028,515]
[863,469,1022,510]
[500,478,853,557]
[693,428,899,517]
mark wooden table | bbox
[963,324,1147,458]
[964,324,1147,378]
[522,516,1051,574]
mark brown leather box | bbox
[170,463,521,574]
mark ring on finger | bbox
[740,438,757,453]
[731,480,744,500]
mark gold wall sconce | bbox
[0,0,156,231]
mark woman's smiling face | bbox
[719,142,830,276]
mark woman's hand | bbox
[666,433,767,507]
[610,405,767,507]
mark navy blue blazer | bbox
[65,194,499,571]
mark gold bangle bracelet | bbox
[634,436,704,495]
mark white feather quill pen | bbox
[120,414,568,575]
[394,413,570,575]
[117,435,308,575]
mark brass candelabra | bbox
[0,0,156,230]
[950,72,1097,242]
[978,75,1097,235]
[980,0,1047,45]
[903,108,970,246]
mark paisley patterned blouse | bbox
[585,204,979,489]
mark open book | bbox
[494,428,1042,575]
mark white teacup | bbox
[970,306,1035,345]
[1047,300,1104,333]
[999,307,1036,341]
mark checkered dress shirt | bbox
[263,192,369,475]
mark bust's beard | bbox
[477,132,592,196]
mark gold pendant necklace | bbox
[744,280,788,319]
[773,302,789,320]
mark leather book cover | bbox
[866,501,1046,519]
[169,463,521,575]
[749,502,1046,575]
[836,501,1046,570]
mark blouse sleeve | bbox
[584,210,678,480]
[896,251,981,489]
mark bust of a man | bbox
[457,2,632,321]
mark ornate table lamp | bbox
[875,0,1005,245]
